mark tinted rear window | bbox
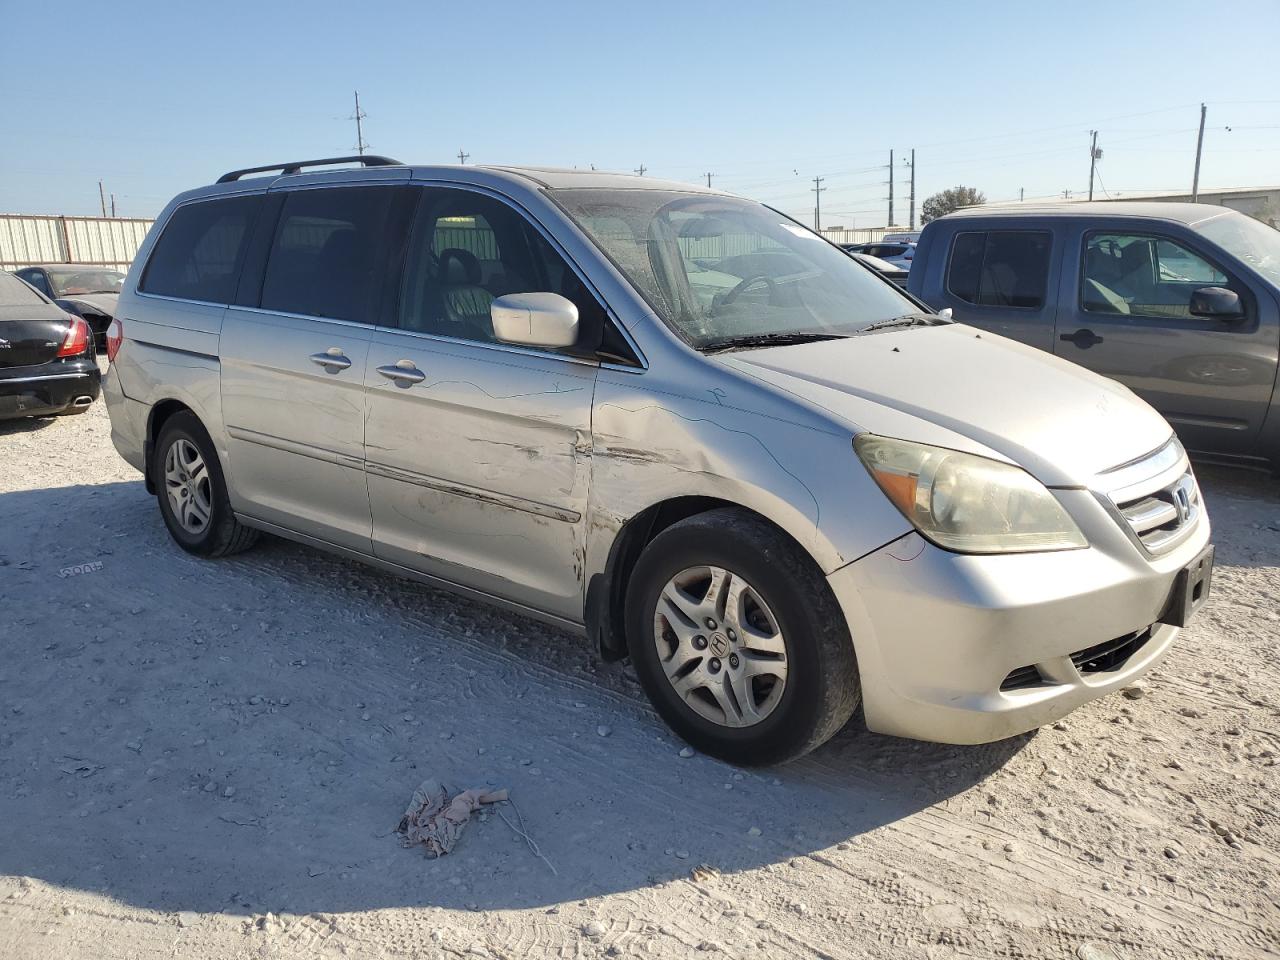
[259,187,395,324]
[0,272,48,306]
[947,230,1051,309]
[142,195,261,303]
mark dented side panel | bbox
[584,346,914,600]
[363,328,597,621]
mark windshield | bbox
[1195,211,1280,286]
[551,189,918,348]
[47,268,125,297]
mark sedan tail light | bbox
[105,317,123,363]
[57,315,91,357]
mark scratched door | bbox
[362,185,600,621]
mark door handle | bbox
[377,360,426,384]
[310,349,352,370]
[1059,328,1104,349]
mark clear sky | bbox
[3,0,1278,226]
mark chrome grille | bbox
[1098,439,1202,555]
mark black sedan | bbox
[0,272,100,420]
[11,264,124,350]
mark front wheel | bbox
[626,508,860,765]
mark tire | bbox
[153,411,259,557]
[625,508,860,766]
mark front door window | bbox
[1082,233,1230,319]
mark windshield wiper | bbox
[860,312,945,333]
[700,331,849,353]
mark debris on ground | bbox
[397,780,508,857]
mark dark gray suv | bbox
[908,202,1280,468]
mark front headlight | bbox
[854,435,1087,554]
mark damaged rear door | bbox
[363,184,598,621]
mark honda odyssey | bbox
[102,156,1213,764]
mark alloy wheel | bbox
[652,565,788,727]
[164,438,212,535]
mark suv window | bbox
[1083,232,1230,319]
[399,188,606,349]
[260,186,396,324]
[947,230,1051,309]
[142,195,261,303]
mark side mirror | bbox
[938,307,954,320]
[491,292,579,348]
[1190,286,1243,320]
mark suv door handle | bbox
[310,350,352,370]
[376,361,426,384]
[1059,328,1104,349]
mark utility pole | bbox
[1019,187,1024,202]
[352,91,368,156]
[907,149,916,229]
[704,172,713,188]
[110,194,117,217]
[812,176,826,231]
[457,149,470,164]
[888,149,895,227]
[1088,130,1100,201]
[634,163,647,176]
[1192,102,1207,201]
[98,180,107,218]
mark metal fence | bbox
[0,214,154,272]
[816,226,891,246]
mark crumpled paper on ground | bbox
[397,780,509,857]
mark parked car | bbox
[0,272,100,420]
[907,203,1280,468]
[103,157,1213,764]
[882,231,922,244]
[12,264,125,350]
[848,251,909,288]
[845,241,915,269]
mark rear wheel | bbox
[626,508,860,765]
[153,411,258,557]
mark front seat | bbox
[437,248,495,341]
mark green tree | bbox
[921,186,987,223]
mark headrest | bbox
[439,248,482,286]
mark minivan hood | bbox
[721,324,1173,487]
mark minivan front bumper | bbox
[827,487,1211,744]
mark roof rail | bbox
[216,155,403,184]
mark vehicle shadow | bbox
[13,471,1273,918]
[0,416,57,437]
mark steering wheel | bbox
[721,274,777,306]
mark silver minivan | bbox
[102,157,1214,764]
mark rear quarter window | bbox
[141,195,262,303]
[946,229,1051,309]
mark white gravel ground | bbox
[1,385,1278,959]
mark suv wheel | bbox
[153,411,259,557]
[626,508,860,765]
